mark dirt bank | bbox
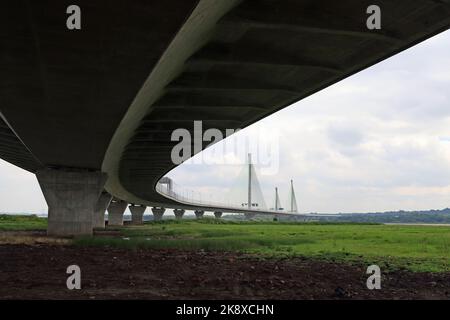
[0,244,449,300]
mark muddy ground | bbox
[0,238,449,300]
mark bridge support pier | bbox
[194,210,205,219]
[107,200,128,226]
[129,205,146,225]
[214,211,223,219]
[244,213,256,220]
[93,192,112,229]
[151,207,165,221]
[36,168,107,237]
[173,209,185,219]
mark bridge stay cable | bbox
[156,153,300,214]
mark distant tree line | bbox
[287,208,450,223]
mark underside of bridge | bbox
[1,0,449,234]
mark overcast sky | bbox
[1,31,449,214]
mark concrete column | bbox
[36,168,107,237]
[107,200,128,226]
[129,204,146,225]
[245,212,256,220]
[194,210,205,219]
[214,211,223,219]
[151,207,165,221]
[93,192,112,229]
[173,209,185,219]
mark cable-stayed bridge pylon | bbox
[156,153,299,216]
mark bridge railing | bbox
[155,180,279,212]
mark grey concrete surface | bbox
[36,169,107,236]
[151,207,166,221]
[244,213,256,220]
[93,192,113,229]
[173,209,185,219]
[107,200,128,226]
[194,210,205,219]
[129,205,147,225]
[0,0,199,171]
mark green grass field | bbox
[1,215,449,272]
[0,214,47,231]
[82,219,450,272]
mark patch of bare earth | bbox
[0,237,448,300]
[0,231,71,246]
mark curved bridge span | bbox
[1,0,449,235]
